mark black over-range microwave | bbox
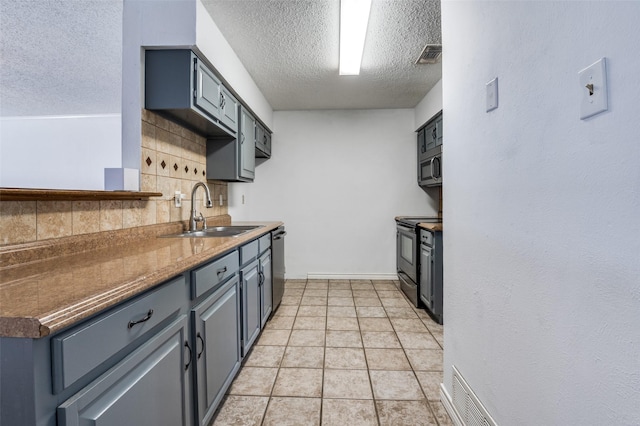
[418,146,442,187]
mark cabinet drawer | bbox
[52,276,187,393]
[258,234,271,254]
[240,240,259,265]
[192,250,239,299]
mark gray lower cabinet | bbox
[241,258,261,356]
[57,315,192,426]
[419,229,443,324]
[259,249,273,328]
[192,277,241,426]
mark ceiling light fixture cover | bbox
[339,0,372,75]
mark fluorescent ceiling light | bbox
[339,0,372,76]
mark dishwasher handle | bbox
[273,231,287,240]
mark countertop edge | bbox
[1,221,283,339]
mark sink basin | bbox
[160,225,263,238]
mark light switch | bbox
[486,78,498,112]
[579,58,608,120]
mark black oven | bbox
[396,217,440,307]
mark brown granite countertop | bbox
[418,222,443,232]
[0,221,282,339]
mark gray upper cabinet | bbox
[240,107,256,180]
[206,106,255,182]
[255,122,272,158]
[145,49,238,136]
[417,110,443,155]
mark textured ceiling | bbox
[201,0,441,110]
[0,1,122,116]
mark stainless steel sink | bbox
[159,225,263,238]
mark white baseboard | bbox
[440,383,464,426]
[306,273,398,281]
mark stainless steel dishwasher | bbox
[271,226,286,312]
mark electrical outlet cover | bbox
[579,58,608,120]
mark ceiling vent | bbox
[416,44,442,64]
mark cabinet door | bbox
[419,244,433,310]
[417,128,427,159]
[194,59,221,120]
[425,122,437,151]
[192,277,241,426]
[57,316,192,426]
[219,85,239,133]
[241,259,260,355]
[239,108,256,180]
[259,250,273,328]
[435,115,443,146]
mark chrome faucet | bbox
[190,182,213,232]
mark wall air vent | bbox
[416,44,442,64]
[449,366,498,426]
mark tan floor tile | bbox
[306,281,329,289]
[424,319,443,332]
[404,349,443,371]
[356,307,387,318]
[364,348,411,370]
[323,369,372,399]
[281,296,302,305]
[212,395,268,426]
[325,330,363,348]
[381,297,412,308]
[264,315,295,330]
[304,289,328,297]
[262,397,321,426]
[283,288,304,297]
[415,371,443,400]
[390,317,430,332]
[377,290,404,299]
[354,297,382,307]
[281,346,325,368]
[358,317,393,332]
[293,316,326,330]
[326,316,360,331]
[430,401,455,426]
[327,306,357,317]
[272,305,298,317]
[328,297,354,306]
[373,282,398,291]
[396,332,440,349]
[351,282,374,290]
[328,289,352,297]
[228,367,278,396]
[272,368,323,397]
[361,331,401,349]
[256,329,291,346]
[324,347,367,369]
[352,290,377,298]
[369,370,424,400]
[244,346,285,368]
[321,399,377,426]
[288,330,325,347]
[328,282,351,290]
[285,280,306,289]
[296,305,327,317]
[430,328,444,347]
[376,400,437,425]
[300,296,327,306]
[384,307,419,318]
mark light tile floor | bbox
[211,279,453,426]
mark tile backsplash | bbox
[0,111,227,246]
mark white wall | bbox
[414,79,443,130]
[229,109,438,279]
[442,1,640,424]
[0,115,121,190]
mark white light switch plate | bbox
[486,78,498,112]
[579,58,608,120]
